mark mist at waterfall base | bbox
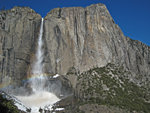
[15,78,61,113]
[1,18,66,113]
[2,74,68,112]
[16,18,60,112]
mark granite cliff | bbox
[0,7,41,87]
[0,3,150,113]
[43,3,150,112]
[43,4,150,84]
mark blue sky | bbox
[1,0,150,45]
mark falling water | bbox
[31,18,46,92]
[15,18,60,113]
[32,18,44,75]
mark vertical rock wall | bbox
[0,7,41,86]
[0,4,150,87]
[44,3,150,80]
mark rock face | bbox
[0,4,149,87]
[0,7,41,86]
[53,64,150,113]
[0,3,150,113]
[43,4,150,112]
[43,3,150,83]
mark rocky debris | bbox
[0,6,41,86]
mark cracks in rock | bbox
[15,57,30,65]
[1,57,5,79]
[84,10,88,36]
[54,25,61,49]
[74,16,81,51]
[58,8,61,18]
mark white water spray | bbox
[31,18,46,92]
[32,18,44,75]
[15,18,60,113]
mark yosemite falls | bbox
[0,4,150,113]
[16,18,60,113]
[31,18,46,92]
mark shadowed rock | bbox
[0,7,41,86]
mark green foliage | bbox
[77,63,150,113]
[0,94,19,113]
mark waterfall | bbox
[31,18,46,92]
[15,18,60,113]
[32,18,44,75]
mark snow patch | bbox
[55,108,64,111]
[14,102,28,112]
[53,74,60,78]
